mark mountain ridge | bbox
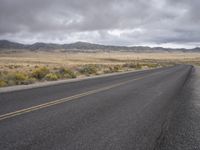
[0,40,199,52]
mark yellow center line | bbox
[0,69,167,121]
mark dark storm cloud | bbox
[0,0,200,47]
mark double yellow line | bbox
[0,70,164,121]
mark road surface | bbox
[0,65,197,150]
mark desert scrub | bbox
[123,63,136,68]
[0,70,37,87]
[45,73,58,81]
[79,64,98,75]
[113,65,122,71]
[0,72,8,87]
[6,72,29,85]
[135,63,143,69]
[31,66,49,80]
[123,63,143,69]
[107,65,122,73]
[58,67,77,78]
[0,80,7,87]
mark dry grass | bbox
[0,51,199,87]
[1,51,200,66]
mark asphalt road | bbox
[154,66,200,150]
[0,65,195,150]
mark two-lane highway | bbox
[0,65,192,150]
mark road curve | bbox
[0,65,193,150]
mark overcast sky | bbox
[0,0,200,48]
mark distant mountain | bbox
[0,40,26,49]
[28,42,62,50]
[0,40,199,53]
[190,47,200,52]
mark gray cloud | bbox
[0,0,200,47]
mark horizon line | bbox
[0,39,199,50]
